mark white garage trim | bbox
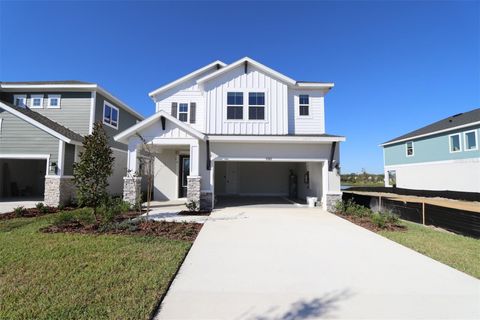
[0,154,51,176]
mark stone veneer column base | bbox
[326,193,343,213]
[44,176,75,207]
[123,177,142,206]
[187,176,201,209]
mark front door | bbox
[179,155,190,198]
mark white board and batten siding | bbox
[203,65,289,135]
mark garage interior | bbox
[0,159,46,200]
[214,161,324,207]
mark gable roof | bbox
[114,110,206,143]
[148,60,227,98]
[0,81,144,120]
[381,108,480,146]
[0,101,84,144]
[196,57,297,86]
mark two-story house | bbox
[381,108,480,192]
[0,81,144,206]
[115,58,345,211]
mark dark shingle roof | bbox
[0,80,93,85]
[0,101,83,142]
[383,108,480,145]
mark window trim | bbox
[248,92,266,121]
[463,130,478,152]
[47,94,61,109]
[178,102,189,123]
[405,141,414,157]
[30,94,44,109]
[299,94,310,116]
[449,133,462,153]
[102,102,120,129]
[13,94,27,108]
[226,92,244,120]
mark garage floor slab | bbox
[155,206,480,319]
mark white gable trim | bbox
[0,101,80,144]
[196,57,297,86]
[148,60,227,98]
[114,110,206,143]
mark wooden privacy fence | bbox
[342,192,480,238]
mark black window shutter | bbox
[171,102,178,118]
[190,102,196,124]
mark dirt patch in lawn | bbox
[336,213,407,233]
[41,219,202,242]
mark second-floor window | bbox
[48,95,61,108]
[248,92,265,120]
[464,130,478,151]
[449,134,461,153]
[13,95,27,107]
[299,95,309,116]
[406,141,414,156]
[103,102,119,129]
[31,95,44,109]
[227,92,243,120]
[178,103,189,122]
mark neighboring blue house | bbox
[381,108,480,193]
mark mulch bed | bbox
[336,213,407,233]
[178,210,211,216]
[41,210,202,242]
[0,206,76,221]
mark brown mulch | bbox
[41,219,202,242]
[336,213,407,233]
[0,206,76,221]
[178,210,211,216]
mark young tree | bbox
[73,122,114,218]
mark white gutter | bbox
[208,135,346,143]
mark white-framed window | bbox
[47,94,61,108]
[449,133,462,153]
[464,130,478,151]
[299,94,309,116]
[30,94,44,109]
[227,92,243,120]
[103,102,119,129]
[406,141,414,157]
[178,103,189,122]
[13,95,27,107]
[248,92,265,120]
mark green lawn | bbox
[0,214,192,319]
[379,221,480,279]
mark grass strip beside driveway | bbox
[380,221,480,279]
[0,215,191,320]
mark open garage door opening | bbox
[214,161,325,208]
[0,159,47,201]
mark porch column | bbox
[44,140,74,207]
[187,140,201,209]
[123,138,142,206]
[322,160,342,213]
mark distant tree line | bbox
[341,169,384,186]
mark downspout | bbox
[328,141,337,171]
[206,139,211,170]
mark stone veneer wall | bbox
[44,176,75,207]
[326,193,342,212]
[123,177,142,206]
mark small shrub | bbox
[185,200,198,212]
[383,210,400,225]
[98,197,131,223]
[35,202,44,210]
[13,206,26,217]
[371,213,387,228]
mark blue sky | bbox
[1,1,478,173]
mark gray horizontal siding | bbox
[0,108,59,165]
[95,93,141,150]
[2,92,91,136]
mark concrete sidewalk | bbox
[156,207,480,319]
[0,199,40,214]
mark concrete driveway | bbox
[156,207,480,319]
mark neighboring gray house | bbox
[0,81,144,206]
[381,108,480,192]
